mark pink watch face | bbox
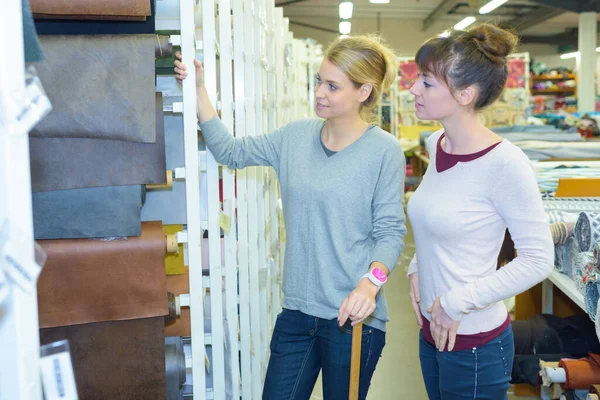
[372,267,387,283]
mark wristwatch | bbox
[362,267,387,288]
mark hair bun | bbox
[467,23,518,63]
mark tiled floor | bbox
[310,221,540,400]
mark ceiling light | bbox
[479,0,509,14]
[560,47,600,59]
[454,16,476,30]
[339,2,353,19]
[369,0,390,3]
[339,21,352,35]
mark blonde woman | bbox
[175,36,406,399]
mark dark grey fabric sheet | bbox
[32,35,156,142]
[30,93,166,192]
[32,185,145,239]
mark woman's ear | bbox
[358,83,373,103]
[455,85,477,107]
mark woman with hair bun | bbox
[406,23,553,399]
[175,34,406,399]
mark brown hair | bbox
[415,23,518,110]
[325,35,398,123]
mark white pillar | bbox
[577,12,597,113]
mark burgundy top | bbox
[422,311,511,351]
[423,132,508,351]
[436,133,502,173]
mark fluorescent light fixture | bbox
[339,21,352,35]
[369,0,390,3]
[560,47,600,59]
[454,16,476,30]
[339,2,353,19]
[479,0,509,14]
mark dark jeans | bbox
[263,309,386,400]
[419,325,514,400]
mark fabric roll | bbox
[23,0,44,62]
[572,252,595,293]
[32,185,144,239]
[512,314,600,357]
[552,223,572,245]
[37,221,168,328]
[30,0,151,20]
[155,35,173,58]
[40,317,166,400]
[544,199,600,214]
[585,281,600,322]
[596,300,600,349]
[34,0,155,35]
[594,243,600,269]
[164,337,186,400]
[511,354,568,385]
[563,237,580,277]
[164,267,191,337]
[163,225,185,275]
[31,93,166,192]
[560,354,600,390]
[591,384,600,394]
[576,213,600,253]
[32,35,155,143]
[556,245,565,271]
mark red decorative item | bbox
[399,61,418,90]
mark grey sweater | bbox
[199,116,406,331]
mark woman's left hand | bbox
[427,297,461,352]
[338,279,378,327]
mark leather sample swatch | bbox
[30,0,151,20]
[30,93,166,192]
[37,221,168,328]
[34,0,155,35]
[32,185,145,239]
[40,317,166,400]
[32,35,155,143]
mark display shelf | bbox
[545,269,585,312]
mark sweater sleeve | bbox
[369,140,407,273]
[199,116,287,171]
[440,154,554,321]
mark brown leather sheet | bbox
[32,35,156,143]
[37,221,168,328]
[30,93,166,192]
[30,0,151,20]
[164,266,191,337]
[39,317,166,400]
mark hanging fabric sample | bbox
[32,185,145,239]
[30,93,166,192]
[29,0,151,20]
[22,0,44,62]
[37,221,168,328]
[39,317,166,400]
[32,35,156,142]
[34,0,156,35]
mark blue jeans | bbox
[419,326,514,400]
[262,308,386,400]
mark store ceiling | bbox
[277,0,600,46]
